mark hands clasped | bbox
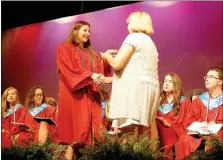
[91,73,111,85]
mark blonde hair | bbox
[1,87,20,117]
[126,11,154,35]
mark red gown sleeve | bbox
[103,59,112,77]
[216,113,223,124]
[56,43,93,91]
[185,99,204,127]
[35,106,57,122]
[168,99,191,127]
[12,107,38,134]
[95,53,112,77]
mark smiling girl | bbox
[1,87,38,148]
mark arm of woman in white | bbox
[102,44,134,71]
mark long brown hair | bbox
[24,86,46,109]
[66,21,100,71]
[160,73,184,115]
[1,87,20,117]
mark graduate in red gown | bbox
[25,86,57,144]
[175,67,223,159]
[56,21,111,147]
[1,87,38,148]
[156,73,191,159]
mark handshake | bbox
[91,73,112,85]
[89,49,117,85]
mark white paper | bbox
[187,122,222,135]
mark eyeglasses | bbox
[204,75,220,80]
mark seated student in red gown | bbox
[1,87,38,148]
[25,86,57,144]
[175,67,223,159]
[156,73,191,159]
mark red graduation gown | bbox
[175,96,223,159]
[55,42,110,144]
[156,98,191,159]
[1,106,38,148]
[33,105,57,142]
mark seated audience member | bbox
[175,67,223,159]
[2,87,38,148]
[25,86,57,144]
[156,73,191,159]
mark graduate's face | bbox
[34,88,43,107]
[6,89,17,104]
[76,25,90,44]
[163,75,174,92]
[205,70,222,90]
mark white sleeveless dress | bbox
[108,32,160,127]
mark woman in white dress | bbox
[101,11,160,134]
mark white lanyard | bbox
[205,96,220,122]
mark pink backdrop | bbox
[2,1,222,103]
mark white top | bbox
[108,32,160,127]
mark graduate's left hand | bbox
[162,119,171,127]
